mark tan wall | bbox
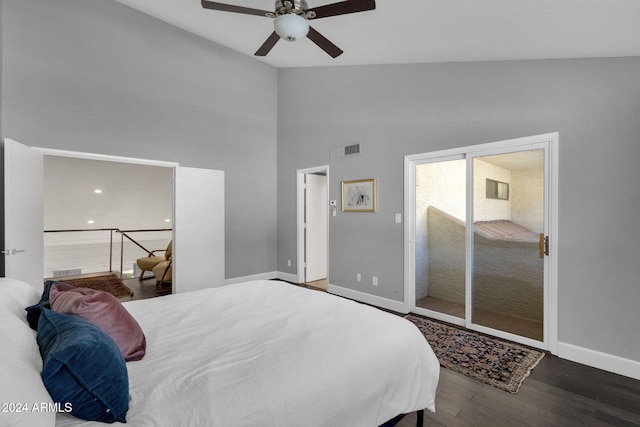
[511,167,544,233]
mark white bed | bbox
[1,278,439,427]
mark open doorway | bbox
[43,155,173,277]
[297,165,329,290]
[4,140,225,297]
[42,154,174,299]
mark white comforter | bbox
[56,280,439,426]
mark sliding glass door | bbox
[470,149,545,342]
[414,157,467,318]
[406,134,556,350]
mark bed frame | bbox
[383,409,425,427]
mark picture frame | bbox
[342,178,376,212]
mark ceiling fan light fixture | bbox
[274,13,309,42]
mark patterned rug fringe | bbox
[405,314,544,393]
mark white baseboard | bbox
[275,271,298,283]
[558,342,640,381]
[225,271,298,286]
[224,271,279,286]
[327,284,407,313]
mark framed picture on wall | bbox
[342,178,376,212]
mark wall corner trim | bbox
[225,271,299,286]
[327,284,408,314]
[225,271,281,286]
[558,341,640,381]
[276,271,299,283]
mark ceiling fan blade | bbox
[307,27,343,58]
[201,0,272,17]
[255,32,281,56]
[308,0,375,19]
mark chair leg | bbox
[155,279,172,296]
[155,261,172,295]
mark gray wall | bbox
[277,58,640,362]
[1,0,278,279]
[0,0,4,276]
[2,0,639,366]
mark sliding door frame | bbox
[404,133,559,354]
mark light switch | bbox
[395,213,402,224]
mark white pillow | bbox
[0,278,55,427]
[0,277,41,318]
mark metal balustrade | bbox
[44,228,172,279]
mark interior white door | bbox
[304,173,327,282]
[173,167,224,293]
[2,138,44,289]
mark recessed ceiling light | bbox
[165,219,171,223]
[87,220,95,224]
[94,189,102,194]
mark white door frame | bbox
[404,133,559,354]
[34,147,178,168]
[34,147,179,287]
[296,165,329,284]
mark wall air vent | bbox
[330,143,363,159]
[52,268,82,277]
[344,143,360,155]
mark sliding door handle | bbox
[545,236,549,256]
[538,234,549,258]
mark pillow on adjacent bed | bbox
[37,308,129,423]
[0,278,56,427]
[49,283,146,361]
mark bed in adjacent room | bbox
[1,278,439,427]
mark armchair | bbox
[136,241,172,281]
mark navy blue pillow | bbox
[26,280,61,330]
[37,309,129,423]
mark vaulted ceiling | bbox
[113,0,640,68]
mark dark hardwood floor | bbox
[120,275,163,301]
[395,346,640,427]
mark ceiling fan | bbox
[201,0,376,58]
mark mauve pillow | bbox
[49,284,146,362]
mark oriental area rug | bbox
[57,273,134,299]
[405,314,544,393]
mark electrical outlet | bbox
[372,276,378,286]
[356,273,361,282]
